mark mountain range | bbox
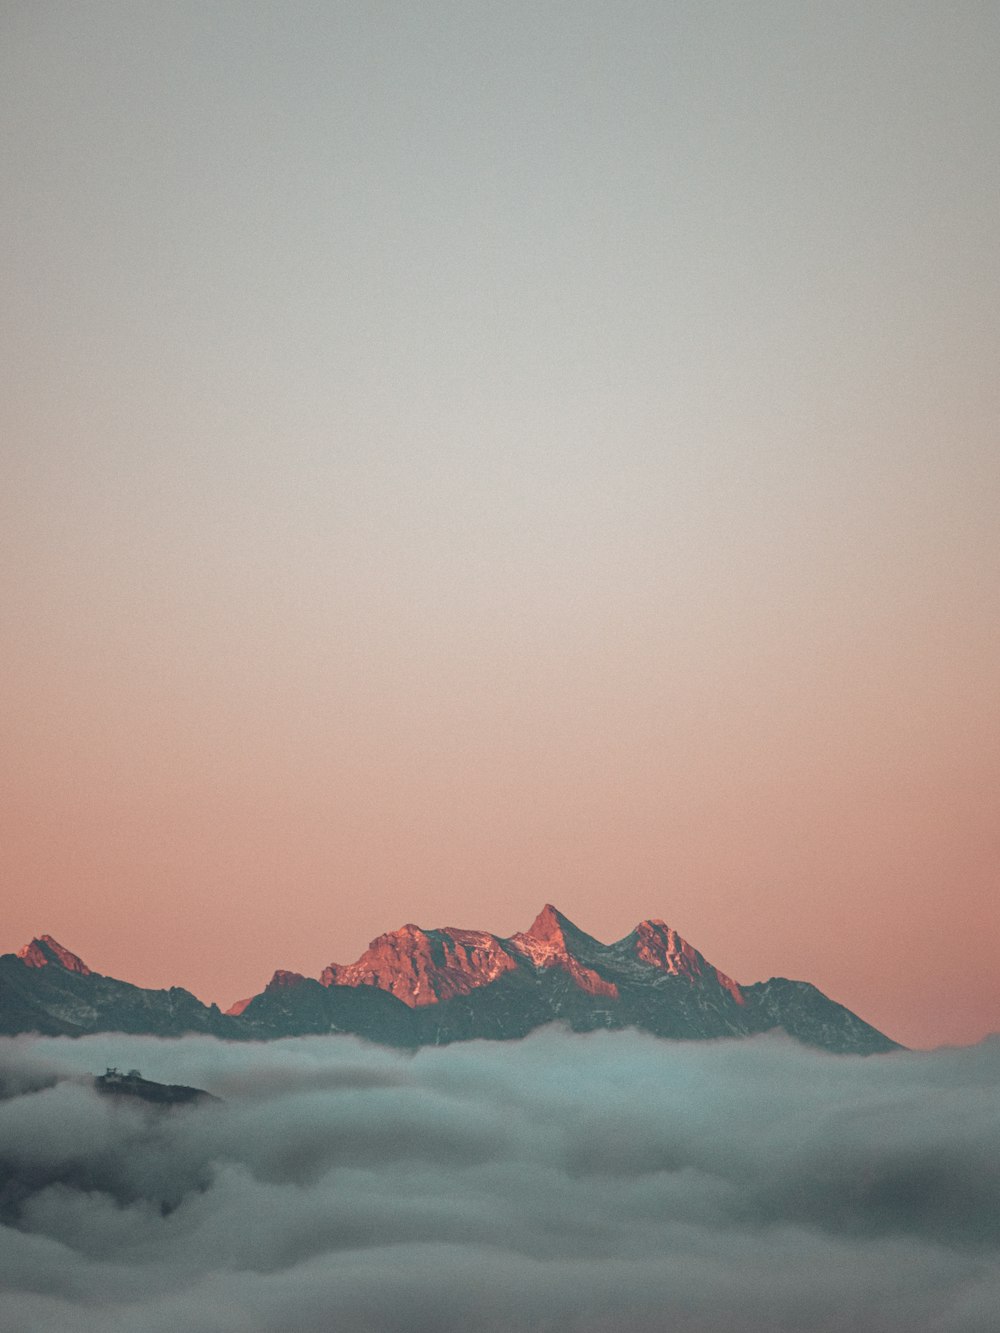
[0,905,900,1054]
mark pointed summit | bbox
[17,935,92,976]
[627,919,743,1004]
[522,903,577,941]
[511,903,606,955]
[509,906,618,999]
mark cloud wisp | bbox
[1,1029,999,1331]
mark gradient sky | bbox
[2,2,998,1049]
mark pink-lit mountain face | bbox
[1,909,901,1054]
[17,935,92,976]
[319,924,520,1005]
[315,905,737,1009]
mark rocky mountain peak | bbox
[522,903,573,941]
[509,906,619,1000]
[266,969,307,992]
[629,919,744,1004]
[225,969,307,1016]
[17,935,92,976]
[320,923,518,1007]
[632,919,698,969]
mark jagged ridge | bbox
[1,912,902,1054]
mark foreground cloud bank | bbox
[1,1030,998,1332]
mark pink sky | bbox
[3,4,999,1050]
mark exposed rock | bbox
[18,935,92,976]
[508,905,620,999]
[321,925,519,1006]
[629,919,744,1004]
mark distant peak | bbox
[629,919,744,1004]
[633,918,675,941]
[509,906,618,999]
[523,904,575,939]
[17,935,92,976]
[320,921,518,1007]
[630,918,698,963]
[227,968,307,1015]
[265,969,307,992]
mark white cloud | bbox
[2,1030,999,1331]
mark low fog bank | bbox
[2,1029,999,1332]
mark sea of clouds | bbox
[1,1028,999,1332]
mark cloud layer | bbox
[2,1030,999,1332]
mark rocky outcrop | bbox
[629,919,744,1002]
[18,935,92,976]
[94,1067,218,1106]
[320,925,520,1006]
[508,905,620,999]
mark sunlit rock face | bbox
[309,904,896,1054]
[321,925,520,1006]
[1,911,902,1054]
[628,919,745,1004]
[17,935,92,976]
[316,905,745,1014]
[508,905,620,999]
